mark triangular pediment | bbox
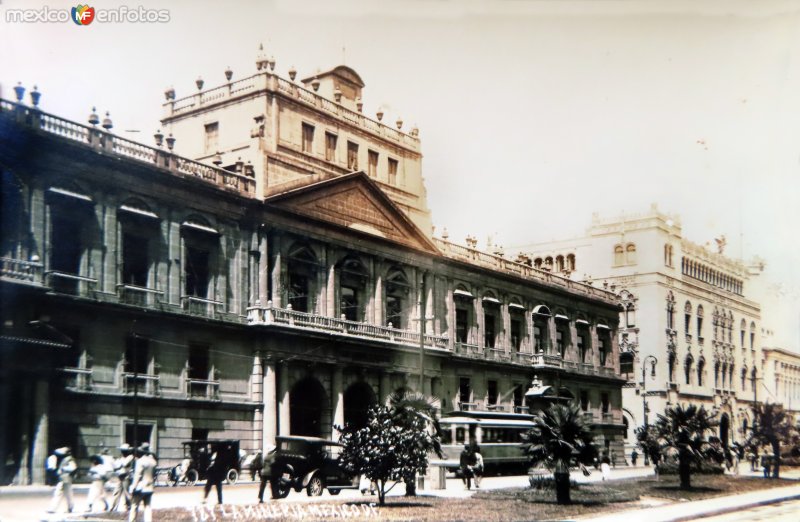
[264,173,439,253]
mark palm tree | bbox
[521,403,596,504]
[386,390,444,496]
[653,404,717,489]
[747,403,797,478]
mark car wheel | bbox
[226,469,239,485]
[271,478,291,499]
[306,476,324,497]
[186,469,199,486]
[329,488,341,495]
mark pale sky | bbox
[3,0,799,347]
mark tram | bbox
[437,410,535,474]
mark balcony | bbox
[457,402,479,412]
[514,406,530,414]
[455,342,483,358]
[63,367,92,391]
[1,257,43,284]
[532,353,563,369]
[247,303,449,351]
[186,378,220,400]
[486,403,506,412]
[45,271,97,296]
[122,373,160,396]
[487,348,510,362]
[182,296,224,317]
[118,284,163,307]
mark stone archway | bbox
[344,381,377,430]
[290,377,328,437]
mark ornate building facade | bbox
[520,205,765,451]
[0,57,624,485]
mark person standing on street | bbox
[45,450,59,486]
[47,447,77,514]
[202,444,225,505]
[128,444,156,522]
[85,454,111,512]
[111,443,134,511]
[459,445,474,490]
[631,449,639,467]
[257,445,277,503]
[472,447,484,489]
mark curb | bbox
[671,493,800,522]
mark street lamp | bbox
[641,354,658,465]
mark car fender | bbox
[301,469,320,488]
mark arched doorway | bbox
[720,413,730,449]
[344,382,377,430]
[290,377,327,437]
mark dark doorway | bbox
[290,377,327,437]
[720,413,730,449]
[344,382,376,430]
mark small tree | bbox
[521,403,597,504]
[653,404,717,489]
[338,404,441,505]
[635,424,662,465]
[747,403,797,479]
[386,390,443,496]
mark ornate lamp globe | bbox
[376,108,384,121]
[154,129,164,147]
[165,133,176,151]
[196,76,204,91]
[225,67,233,81]
[101,111,113,130]
[30,86,41,107]
[88,107,100,126]
[288,66,297,81]
[311,76,320,92]
[164,86,175,100]
[14,82,25,102]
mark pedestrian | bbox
[600,453,611,481]
[86,454,111,512]
[111,443,134,511]
[459,445,474,490]
[45,450,59,486]
[47,447,77,514]
[749,448,758,471]
[129,444,156,522]
[762,453,772,478]
[202,444,225,505]
[631,449,639,467]
[257,445,277,503]
[611,452,616,469]
[472,446,484,489]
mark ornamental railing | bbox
[0,99,255,197]
[1,257,43,284]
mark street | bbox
[691,498,800,522]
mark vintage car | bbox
[270,436,358,498]
[168,439,242,486]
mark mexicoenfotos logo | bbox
[4,5,170,24]
[71,4,95,25]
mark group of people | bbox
[47,443,157,522]
[459,443,484,490]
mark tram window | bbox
[442,429,452,444]
[455,427,466,444]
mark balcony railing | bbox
[514,405,530,414]
[186,378,220,400]
[1,257,43,283]
[486,403,505,412]
[122,372,160,396]
[455,342,483,358]
[118,284,163,307]
[182,296,224,317]
[532,353,564,369]
[487,348,510,361]
[45,271,97,296]
[63,367,92,390]
[1,99,255,197]
[248,303,449,351]
[457,402,479,412]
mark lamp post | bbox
[641,354,658,465]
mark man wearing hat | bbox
[257,445,277,503]
[110,443,134,511]
[129,444,156,522]
[47,447,77,514]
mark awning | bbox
[576,319,589,325]
[120,204,159,220]
[181,221,219,235]
[482,296,501,304]
[453,289,473,298]
[508,303,526,311]
[0,335,71,349]
[555,314,569,321]
[47,187,93,203]
[597,323,611,330]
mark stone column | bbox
[446,283,455,350]
[568,320,578,362]
[548,315,557,355]
[501,299,511,354]
[525,305,535,353]
[168,220,182,305]
[326,247,337,317]
[331,367,344,441]
[263,360,277,448]
[278,362,290,436]
[270,233,282,307]
[373,259,383,326]
[31,379,49,485]
[102,204,117,294]
[258,231,269,305]
[379,372,391,405]
[590,324,600,367]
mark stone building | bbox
[0,57,623,485]
[519,205,765,451]
[762,347,800,416]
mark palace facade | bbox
[0,56,624,485]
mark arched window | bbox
[664,244,673,267]
[714,362,720,387]
[567,254,576,271]
[287,243,318,313]
[532,305,551,353]
[534,258,542,269]
[385,266,410,328]
[685,355,694,385]
[454,284,474,344]
[697,358,705,386]
[666,292,676,330]
[614,245,624,266]
[555,255,564,273]
[684,301,692,335]
[741,367,747,391]
[750,322,756,350]
[544,257,554,271]
[338,256,368,322]
[696,305,704,339]
[740,319,747,347]
[668,352,676,382]
[721,363,728,388]
[626,243,637,264]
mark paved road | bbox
[690,498,800,522]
